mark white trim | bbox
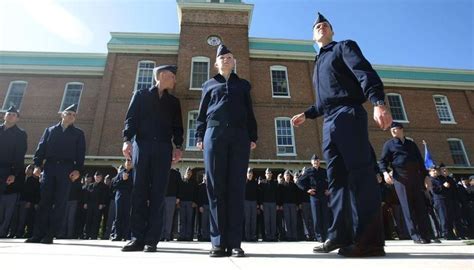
[447,138,471,166]
[134,60,156,91]
[386,93,409,123]
[59,82,84,113]
[0,65,104,76]
[270,65,291,98]
[186,110,199,151]
[250,49,315,61]
[190,56,210,91]
[107,44,179,55]
[432,95,456,124]
[274,117,296,156]
[1,80,28,111]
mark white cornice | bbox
[0,65,104,76]
[373,64,474,74]
[110,32,180,39]
[107,44,179,55]
[382,78,474,90]
[249,49,315,61]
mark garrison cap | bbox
[216,44,232,58]
[311,154,319,160]
[63,104,77,113]
[6,105,19,116]
[390,122,404,129]
[153,65,177,76]
[313,12,332,29]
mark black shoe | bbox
[40,237,53,244]
[230,248,245,257]
[144,245,157,252]
[25,237,42,243]
[313,239,350,253]
[414,239,430,244]
[432,239,442,243]
[209,246,227,257]
[338,244,385,257]
[111,237,122,242]
[121,240,144,252]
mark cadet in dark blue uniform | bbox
[291,13,391,257]
[26,104,85,244]
[379,122,432,244]
[259,168,278,242]
[297,155,331,243]
[195,44,258,257]
[0,106,27,208]
[244,168,258,242]
[177,167,197,241]
[121,65,184,252]
[162,167,180,241]
[111,160,133,241]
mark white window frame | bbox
[270,65,291,98]
[433,95,456,124]
[447,138,470,166]
[190,56,210,91]
[386,93,409,123]
[186,110,199,151]
[1,80,28,112]
[59,82,84,113]
[274,117,297,156]
[134,60,156,91]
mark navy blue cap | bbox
[153,65,177,76]
[216,44,232,57]
[63,104,77,113]
[6,105,19,115]
[313,12,331,29]
[247,167,253,173]
[265,168,272,174]
[390,122,404,129]
[311,154,319,160]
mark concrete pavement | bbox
[0,239,472,270]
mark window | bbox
[271,65,290,97]
[447,139,470,166]
[186,111,199,150]
[134,61,156,91]
[190,56,210,90]
[275,117,296,156]
[2,81,27,111]
[433,95,455,124]
[387,93,408,122]
[59,82,83,112]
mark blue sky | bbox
[0,0,473,69]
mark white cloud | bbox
[16,0,93,46]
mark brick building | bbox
[1,0,473,178]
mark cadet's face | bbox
[62,111,76,124]
[265,172,272,180]
[390,127,403,137]
[4,112,19,124]
[215,53,235,73]
[313,22,333,43]
[429,169,438,177]
[284,173,291,181]
[158,70,176,90]
[311,159,320,167]
[94,175,103,182]
[247,172,253,179]
[441,167,448,176]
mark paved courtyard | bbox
[0,239,472,270]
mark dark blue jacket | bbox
[178,177,196,202]
[195,73,258,143]
[278,181,298,205]
[112,169,133,193]
[166,169,181,197]
[430,176,450,200]
[297,167,329,197]
[245,179,258,201]
[196,182,209,207]
[378,137,427,181]
[304,40,385,119]
[0,124,27,176]
[123,87,184,147]
[33,122,85,171]
[259,179,278,203]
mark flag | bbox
[423,140,435,169]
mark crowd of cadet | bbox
[1,154,473,243]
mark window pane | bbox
[60,84,83,111]
[187,112,199,148]
[3,82,27,110]
[191,61,209,89]
[448,140,468,166]
[434,96,453,122]
[135,62,155,90]
[272,69,288,96]
[387,95,407,121]
[275,119,295,154]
